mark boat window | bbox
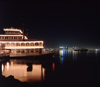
[35,49,39,52]
[35,43,39,46]
[26,49,29,53]
[26,43,29,46]
[0,37,4,39]
[30,43,34,46]
[31,50,34,53]
[11,43,15,46]
[40,42,42,46]
[9,37,13,39]
[21,43,25,46]
[21,50,25,53]
[18,37,22,39]
[17,50,20,53]
[13,37,15,39]
[14,37,17,39]
[5,37,8,39]
[16,43,20,46]
[6,43,10,46]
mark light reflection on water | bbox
[58,50,100,64]
[59,50,65,64]
[2,59,45,83]
[59,50,80,63]
[1,50,100,84]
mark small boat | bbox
[74,48,88,51]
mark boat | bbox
[0,27,54,57]
[74,48,88,51]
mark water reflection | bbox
[52,62,55,71]
[72,51,79,60]
[95,50,98,57]
[59,50,65,63]
[2,59,46,83]
[27,63,32,71]
[6,62,9,70]
[2,64,4,72]
[59,50,79,63]
[0,51,100,87]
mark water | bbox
[1,50,100,87]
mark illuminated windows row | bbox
[16,49,39,53]
[5,31,21,34]
[6,42,43,46]
[0,36,22,40]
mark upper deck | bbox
[3,27,23,35]
[0,27,28,41]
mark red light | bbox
[52,62,55,71]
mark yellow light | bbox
[3,28,23,34]
[2,64,4,72]
[5,46,44,49]
[11,61,13,66]
[43,68,45,80]
[0,35,23,36]
[7,62,9,70]
[52,62,55,71]
[0,41,43,43]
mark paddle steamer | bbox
[0,27,45,57]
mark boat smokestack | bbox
[22,23,25,41]
[22,23,24,35]
[26,29,28,38]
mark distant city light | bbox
[95,49,99,51]
[59,46,64,48]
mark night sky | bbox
[0,1,100,48]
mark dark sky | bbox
[0,1,100,48]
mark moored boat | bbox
[0,27,54,57]
[74,48,88,51]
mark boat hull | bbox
[9,52,55,59]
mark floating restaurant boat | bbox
[0,27,54,57]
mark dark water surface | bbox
[1,50,100,87]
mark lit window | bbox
[5,37,8,39]
[6,43,10,46]
[35,49,39,52]
[35,43,39,46]
[40,42,42,46]
[11,43,15,46]
[16,43,20,46]
[21,43,25,46]
[18,37,22,39]
[30,43,34,46]
[26,43,29,46]
[2,37,4,39]
[14,37,17,39]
